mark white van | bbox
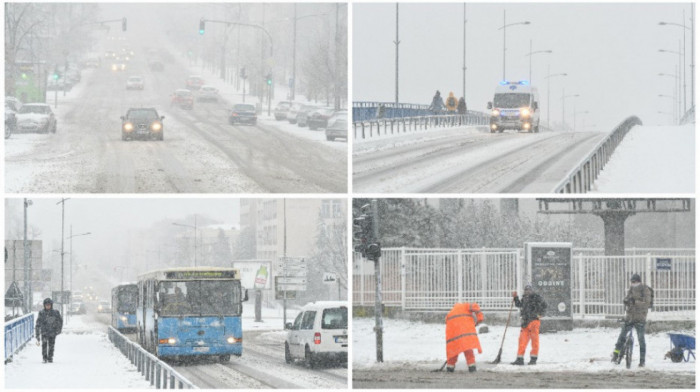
[487,81,541,133]
[284,301,348,367]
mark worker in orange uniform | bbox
[445,301,484,373]
[511,284,547,365]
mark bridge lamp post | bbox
[173,216,199,267]
[561,92,579,131]
[498,10,530,80]
[659,15,692,110]
[544,71,567,129]
[658,94,678,124]
[525,41,552,84]
[659,47,683,120]
[659,72,680,123]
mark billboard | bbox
[525,242,573,331]
[231,260,272,290]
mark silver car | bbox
[16,103,56,134]
[325,111,347,141]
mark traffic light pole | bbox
[371,199,383,363]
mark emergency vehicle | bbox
[487,80,540,133]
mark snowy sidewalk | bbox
[5,315,151,389]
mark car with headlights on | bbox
[97,301,112,313]
[229,104,257,125]
[121,108,164,141]
[16,103,57,134]
[111,62,127,72]
[171,89,194,110]
[126,76,145,90]
[325,110,347,142]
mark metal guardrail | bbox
[552,116,642,193]
[108,327,197,389]
[352,113,489,140]
[680,105,695,125]
[353,101,431,121]
[4,313,34,363]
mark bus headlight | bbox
[523,122,531,129]
[120,316,127,322]
[491,123,498,130]
[227,337,235,344]
[491,109,500,117]
[520,108,531,117]
[168,338,176,344]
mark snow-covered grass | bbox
[353,317,695,374]
[592,124,695,193]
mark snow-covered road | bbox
[5,49,347,193]
[353,127,606,193]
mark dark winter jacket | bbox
[36,308,63,338]
[457,98,467,114]
[514,293,547,328]
[429,93,445,113]
[624,283,653,323]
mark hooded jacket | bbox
[445,92,458,112]
[514,292,547,328]
[624,283,653,323]
[36,300,63,338]
[445,302,483,359]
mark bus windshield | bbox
[158,280,241,317]
[117,286,138,312]
[494,93,531,108]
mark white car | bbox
[126,76,144,90]
[197,85,219,102]
[284,301,348,367]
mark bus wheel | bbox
[219,355,231,362]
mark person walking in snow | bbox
[511,285,547,365]
[445,301,484,373]
[35,297,63,363]
[445,92,458,114]
[457,97,467,115]
[428,90,446,114]
[611,273,653,367]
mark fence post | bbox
[400,247,406,310]
[578,253,585,317]
[646,253,653,296]
[480,249,488,301]
[457,249,463,302]
[360,254,365,306]
[156,363,161,389]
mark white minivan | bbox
[487,80,541,133]
[284,301,348,367]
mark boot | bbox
[446,365,455,373]
[528,356,537,365]
[468,365,477,373]
[611,350,620,363]
[48,358,53,363]
[511,357,525,366]
[639,358,645,368]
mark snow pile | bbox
[5,314,152,388]
[592,124,694,193]
[353,318,695,374]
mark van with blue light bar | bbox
[136,267,248,362]
[487,80,540,133]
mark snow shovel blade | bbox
[431,361,447,372]
[491,348,503,364]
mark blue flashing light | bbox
[499,80,509,85]
[518,80,530,86]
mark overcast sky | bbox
[353,2,692,129]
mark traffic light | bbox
[353,204,375,259]
[21,73,27,79]
[265,73,272,86]
[366,242,382,261]
[239,67,246,78]
[52,70,60,80]
[122,17,127,32]
[199,19,205,35]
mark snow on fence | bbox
[352,113,489,140]
[108,327,197,389]
[353,247,695,317]
[552,116,642,193]
[4,313,34,364]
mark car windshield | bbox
[276,102,291,109]
[234,104,255,112]
[317,108,335,116]
[321,306,347,329]
[328,114,347,127]
[494,93,531,108]
[19,105,49,114]
[127,109,158,120]
[158,280,242,317]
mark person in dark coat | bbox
[612,273,653,367]
[511,284,547,365]
[457,97,467,114]
[428,90,446,114]
[35,297,63,363]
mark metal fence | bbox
[353,247,695,317]
[553,116,643,193]
[353,101,432,122]
[108,327,197,389]
[4,313,34,363]
[352,113,489,140]
[680,105,695,125]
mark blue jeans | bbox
[615,321,646,361]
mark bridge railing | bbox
[353,113,489,140]
[4,313,34,364]
[108,327,197,389]
[680,105,695,125]
[353,101,432,121]
[552,116,642,193]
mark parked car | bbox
[307,107,336,130]
[171,89,194,110]
[5,104,16,139]
[286,102,305,124]
[70,302,87,315]
[273,101,293,120]
[126,76,145,90]
[325,110,347,141]
[185,75,205,90]
[229,103,257,125]
[296,104,322,127]
[197,85,219,102]
[285,301,348,367]
[121,107,164,141]
[5,96,23,112]
[16,103,57,134]
[97,301,112,313]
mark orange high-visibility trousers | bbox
[447,349,475,367]
[517,320,540,357]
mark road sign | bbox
[323,272,337,284]
[277,276,307,285]
[275,276,306,292]
[275,290,297,300]
[275,257,306,269]
[656,258,672,271]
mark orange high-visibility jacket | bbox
[445,302,484,359]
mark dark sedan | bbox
[308,107,336,130]
[325,110,348,141]
[229,104,257,125]
[121,108,164,141]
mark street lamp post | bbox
[56,198,69,318]
[173,216,198,267]
[544,67,567,129]
[498,10,530,80]
[561,90,579,131]
[290,7,330,101]
[67,226,90,324]
[23,199,33,313]
[659,71,680,122]
[660,9,692,112]
[658,94,677,124]
[659,45,683,119]
[525,40,552,83]
[462,3,467,100]
[394,3,400,104]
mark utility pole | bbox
[23,199,32,313]
[394,4,400,104]
[292,5,297,100]
[691,3,695,109]
[371,199,383,363]
[57,198,68,319]
[462,3,467,100]
[282,199,287,328]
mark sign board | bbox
[275,276,306,292]
[275,289,297,300]
[253,265,269,289]
[656,258,672,271]
[166,270,238,279]
[231,260,272,290]
[275,257,306,269]
[51,290,71,304]
[525,242,573,331]
[323,272,337,285]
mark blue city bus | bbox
[136,267,248,361]
[111,283,138,332]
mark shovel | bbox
[491,297,515,364]
[431,360,448,372]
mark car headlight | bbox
[111,65,117,71]
[520,108,531,117]
[491,109,500,117]
[151,122,162,131]
[123,122,134,131]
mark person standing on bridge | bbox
[511,285,546,365]
[428,90,446,114]
[445,92,458,114]
[611,273,653,367]
[445,301,484,373]
[35,297,63,363]
[457,97,467,115]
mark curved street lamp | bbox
[498,10,530,80]
[544,71,567,128]
[660,14,692,109]
[525,41,552,83]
